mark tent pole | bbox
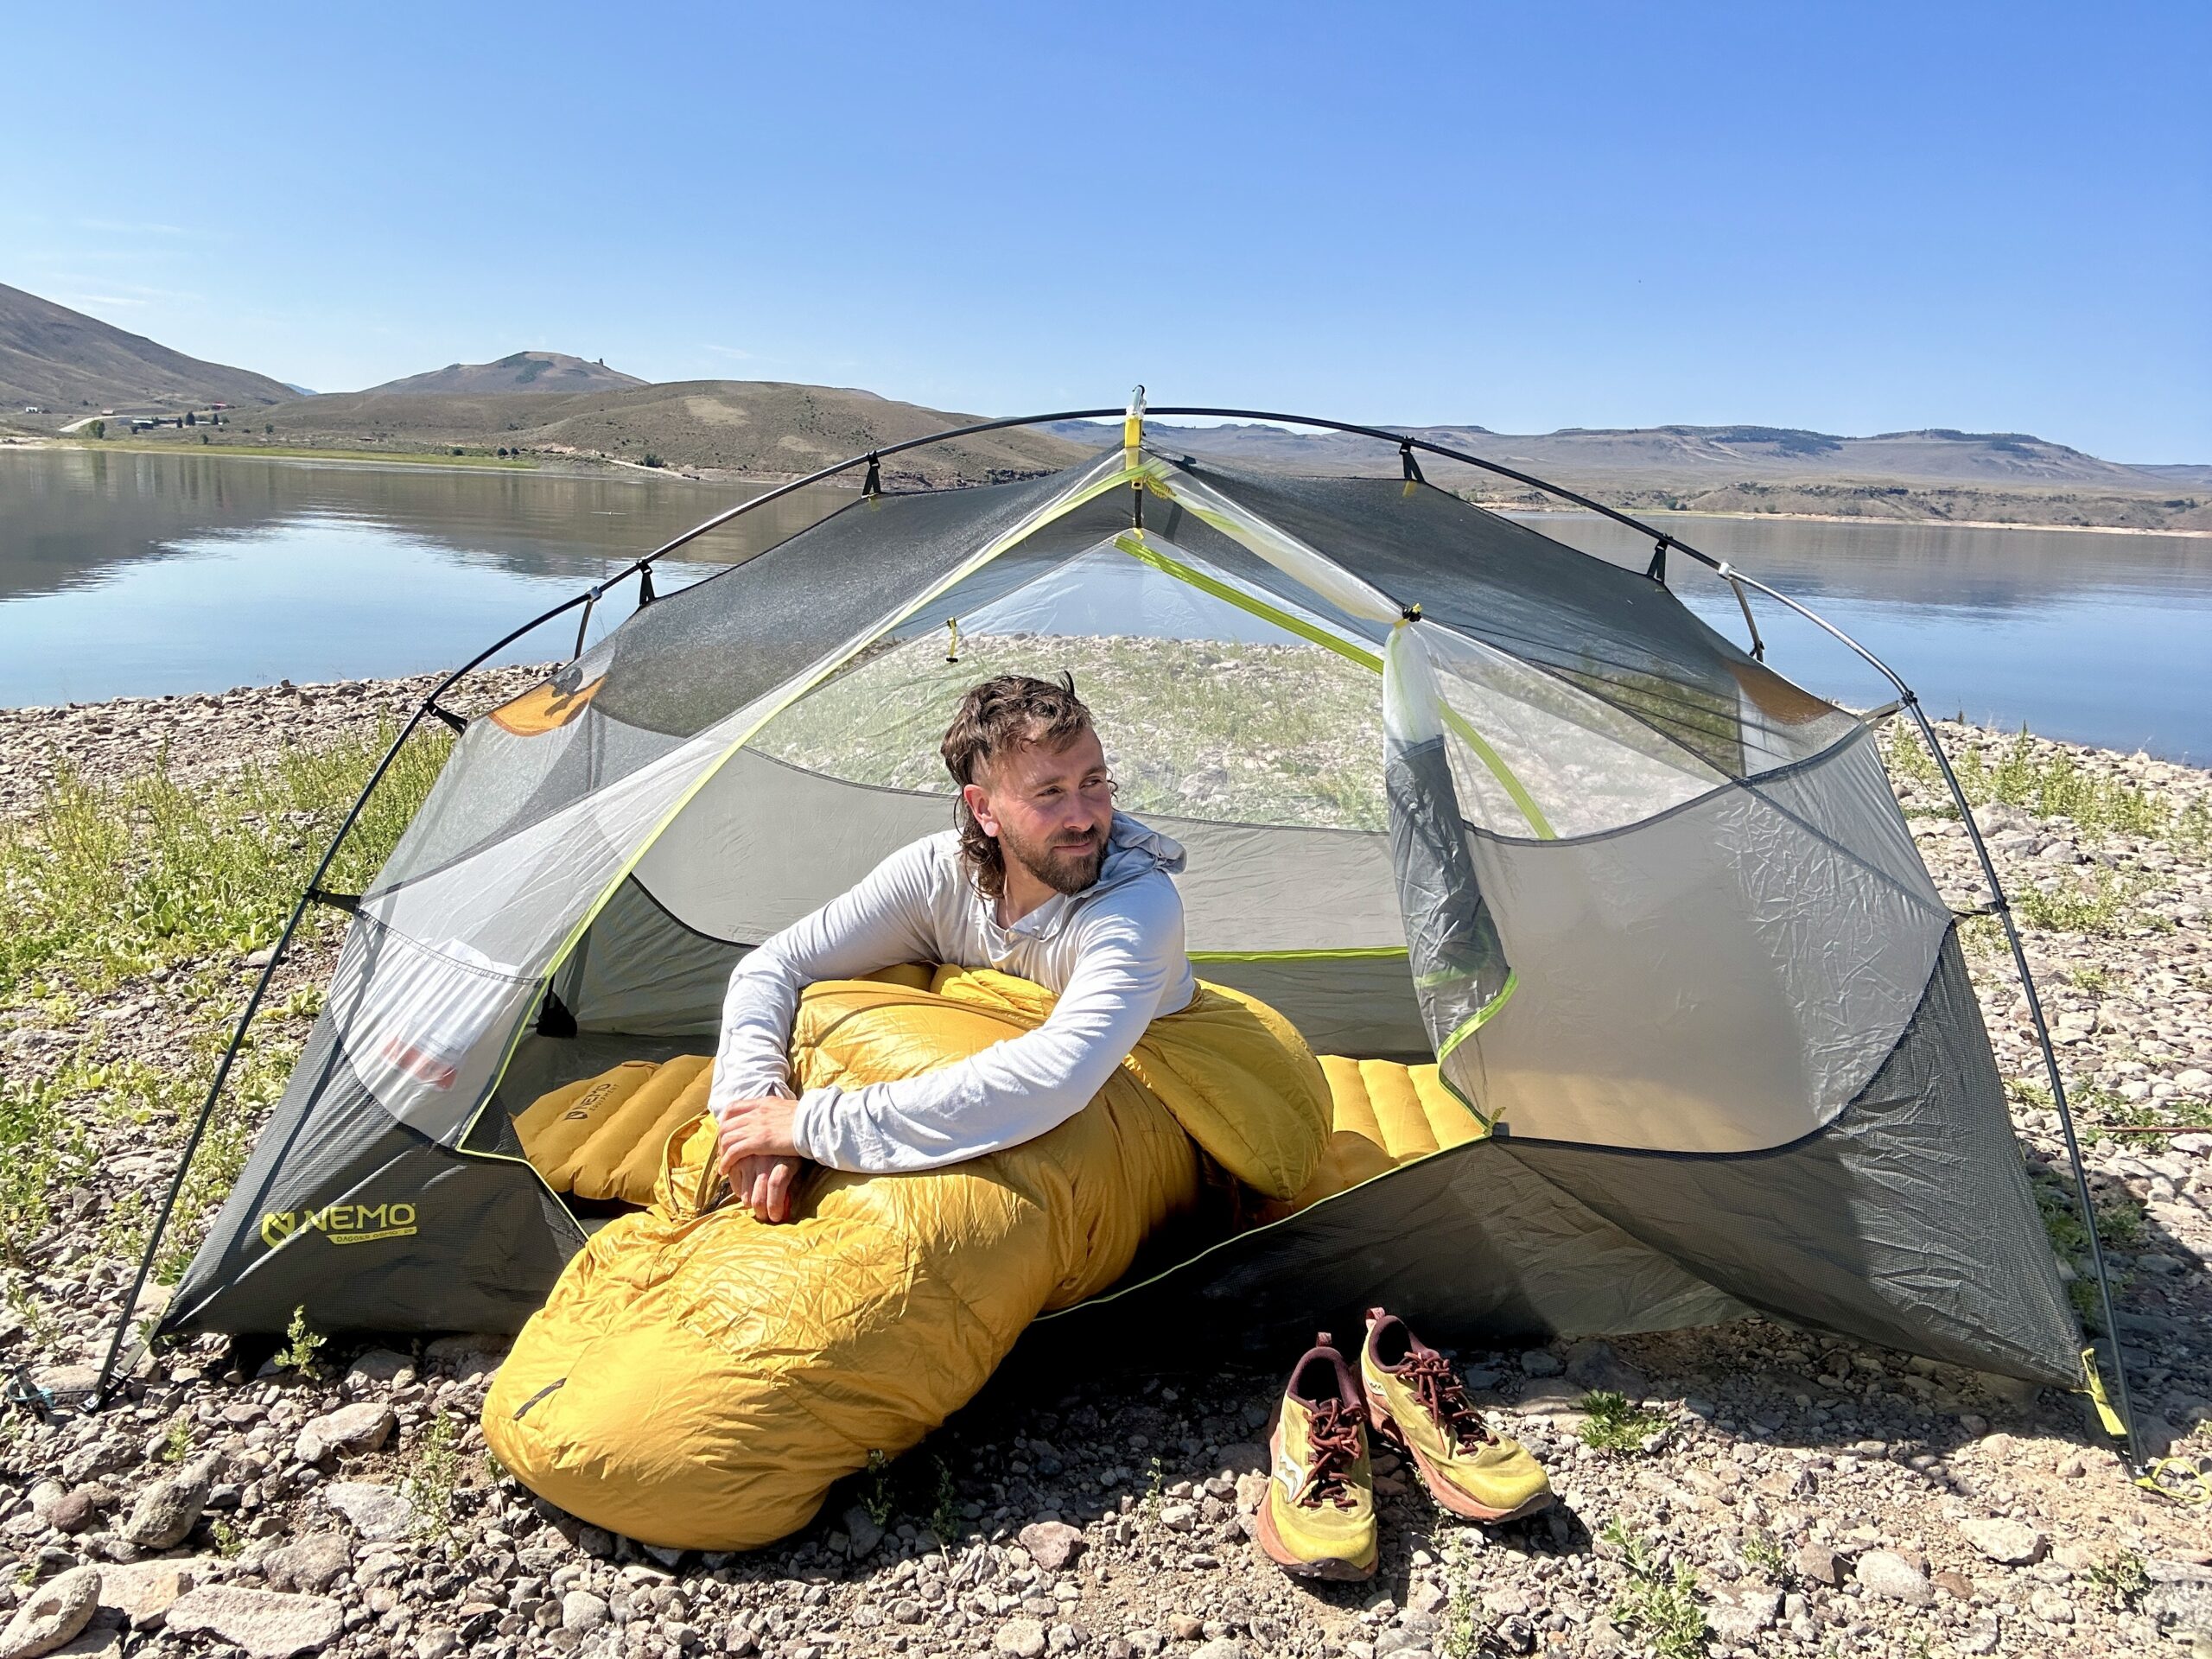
[90,588,606,1408]
[107,397,2128,1458]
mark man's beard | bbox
[999,820,1107,896]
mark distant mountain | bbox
[207,379,1087,486]
[282,383,317,397]
[361,352,647,396]
[1075,419,2194,493]
[0,281,294,412]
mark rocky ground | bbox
[4,681,2212,1659]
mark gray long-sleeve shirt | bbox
[708,812,1195,1172]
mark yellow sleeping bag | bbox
[482,968,1330,1551]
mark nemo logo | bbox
[259,1201,419,1249]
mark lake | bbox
[4,447,2209,761]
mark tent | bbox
[118,404,2119,1425]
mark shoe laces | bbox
[1296,1396,1366,1510]
[1397,1348,1497,1454]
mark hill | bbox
[144,379,1089,486]
[0,282,294,413]
[360,351,647,396]
[1046,420,2211,532]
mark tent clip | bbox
[862,453,881,498]
[426,702,467,735]
[304,887,360,915]
[944,618,961,663]
[1400,442,1425,485]
[1645,535,1673,583]
[1401,603,1423,623]
[636,565,658,607]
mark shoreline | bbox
[7,436,2206,537]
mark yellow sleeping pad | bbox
[1266,1054,1489,1220]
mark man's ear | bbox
[962,780,1000,839]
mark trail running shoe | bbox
[1255,1332,1378,1581]
[1359,1307,1554,1522]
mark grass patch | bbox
[0,721,452,1285]
[0,721,449,1001]
[2084,1548,2150,1609]
[1579,1389,1669,1453]
[1601,1520,1706,1657]
[1885,722,2210,855]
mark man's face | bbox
[963,723,1115,897]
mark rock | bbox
[27,1482,67,1525]
[1020,1522,1085,1572]
[343,1350,414,1392]
[1562,1339,1648,1398]
[45,1494,97,1536]
[995,1618,1048,1659]
[1960,1516,2046,1566]
[294,1402,396,1463]
[560,1592,609,1635]
[1854,1549,1935,1606]
[48,1630,121,1659]
[1156,1502,1198,1533]
[840,1505,884,1560]
[2027,1586,2074,1624]
[95,1559,207,1628]
[321,1482,417,1542]
[1405,1581,1448,1618]
[413,1633,457,1659]
[165,1587,344,1658]
[264,1532,353,1594]
[1957,1617,2001,1655]
[422,1334,506,1384]
[1519,1349,1563,1377]
[1191,1643,1245,1659]
[1167,1616,1205,1642]
[1233,1473,1268,1516]
[121,1454,218,1549]
[0,1565,100,1659]
[1706,1587,1780,1643]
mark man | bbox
[709,672,1194,1221]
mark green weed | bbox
[1579,1390,1669,1454]
[2085,1548,2150,1608]
[209,1516,245,1558]
[861,1448,895,1529]
[1739,1528,1791,1581]
[405,1412,464,1541]
[2068,965,2112,995]
[927,1454,963,1547]
[277,1306,327,1376]
[158,1415,194,1464]
[1439,1530,1480,1659]
[1601,1520,1707,1657]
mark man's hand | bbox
[716,1096,803,1222]
[728,1154,805,1224]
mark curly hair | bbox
[940,672,1094,901]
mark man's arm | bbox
[787,878,1185,1173]
[708,839,941,1118]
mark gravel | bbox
[5,682,2212,1659]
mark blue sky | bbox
[8,3,2207,460]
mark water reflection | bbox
[0,448,842,704]
[1520,512,2212,762]
[3,450,2208,760]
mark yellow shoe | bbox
[1254,1332,1379,1581]
[1359,1308,1553,1523]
